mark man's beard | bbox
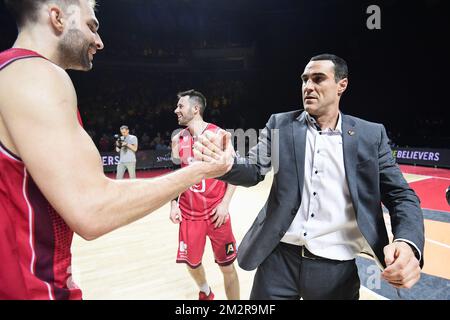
[179,111,195,126]
[58,29,93,71]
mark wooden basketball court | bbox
[71,169,449,300]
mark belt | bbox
[301,246,324,260]
[280,242,325,260]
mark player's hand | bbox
[382,242,421,289]
[169,201,182,224]
[193,130,234,179]
[210,202,229,229]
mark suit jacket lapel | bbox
[342,114,359,215]
[292,111,307,197]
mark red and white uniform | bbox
[0,48,82,300]
[176,124,237,268]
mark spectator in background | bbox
[116,125,138,179]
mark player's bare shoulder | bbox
[0,57,76,113]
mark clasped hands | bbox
[192,129,234,179]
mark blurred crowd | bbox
[76,70,248,152]
[387,118,449,149]
[74,68,449,153]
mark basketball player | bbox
[0,0,233,299]
[170,90,240,300]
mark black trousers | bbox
[250,242,360,300]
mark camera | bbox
[114,134,126,148]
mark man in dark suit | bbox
[194,54,424,300]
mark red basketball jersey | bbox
[178,123,228,220]
[0,48,82,300]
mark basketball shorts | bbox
[176,215,237,268]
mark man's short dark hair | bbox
[4,0,95,28]
[177,89,207,116]
[310,54,348,82]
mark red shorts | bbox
[176,215,237,268]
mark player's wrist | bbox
[219,201,230,208]
[188,161,208,182]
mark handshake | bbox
[191,129,235,179]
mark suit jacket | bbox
[220,110,424,271]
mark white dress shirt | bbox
[281,112,371,261]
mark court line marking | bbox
[382,213,450,249]
[405,177,433,183]
[407,175,450,182]
[404,172,450,181]
[434,176,450,181]
[425,238,450,249]
[422,207,450,214]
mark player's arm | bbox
[170,132,182,200]
[169,196,182,224]
[0,59,228,240]
[171,133,181,165]
[211,183,236,228]
[168,134,182,222]
[221,183,237,206]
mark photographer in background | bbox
[115,125,138,179]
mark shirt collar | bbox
[306,112,342,134]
